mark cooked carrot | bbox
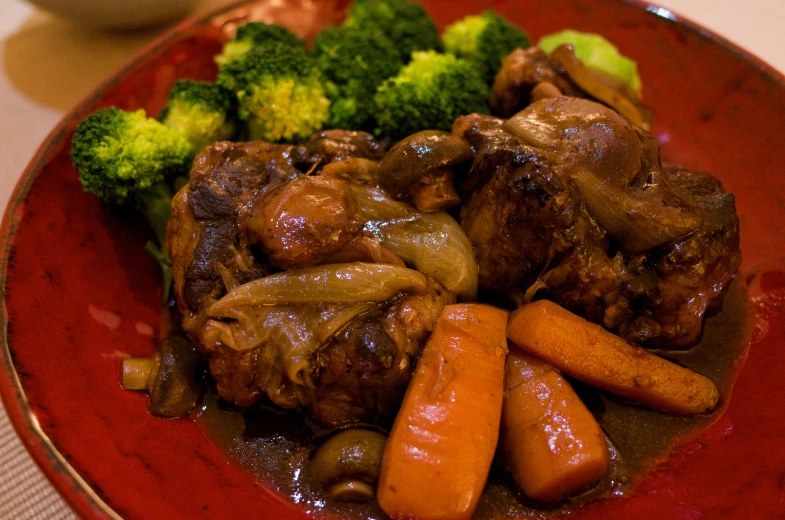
[502,349,609,502]
[377,304,509,520]
[507,301,720,415]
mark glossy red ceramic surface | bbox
[1,0,784,518]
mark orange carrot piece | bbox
[507,301,720,415]
[502,349,609,502]
[377,304,509,520]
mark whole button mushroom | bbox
[121,337,203,417]
[377,130,473,212]
[312,429,387,502]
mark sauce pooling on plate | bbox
[193,279,750,519]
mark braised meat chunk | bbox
[165,131,466,425]
[199,272,454,426]
[167,141,310,336]
[167,132,385,337]
[456,97,740,349]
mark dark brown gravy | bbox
[193,278,750,519]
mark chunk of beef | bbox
[618,167,741,347]
[167,133,385,337]
[198,278,454,426]
[167,141,311,336]
[457,98,740,349]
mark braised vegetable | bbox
[207,263,427,315]
[572,170,703,253]
[367,210,478,301]
[443,10,530,83]
[377,304,508,520]
[312,429,387,502]
[502,349,609,502]
[548,44,652,130]
[507,301,721,414]
[121,337,202,417]
[376,130,472,212]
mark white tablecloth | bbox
[0,0,783,517]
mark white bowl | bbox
[25,0,199,30]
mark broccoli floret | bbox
[70,107,192,300]
[160,80,237,151]
[345,0,439,62]
[443,11,530,83]
[215,22,305,67]
[71,107,192,206]
[313,26,403,130]
[217,43,330,142]
[374,50,489,139]
[539,30,642,93]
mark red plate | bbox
[1,0,784,518]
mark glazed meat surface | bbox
[455,98,740,349]
[198,277,454,426]
[167,131,384,337]
[166,131,460,425]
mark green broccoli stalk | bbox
[313,26,403,131]
[538,30,642,93]
[344,0,439,62]
[160,80,238,151]
[443,11,530,83]
[70,107,193,300]
[217,44,330,142]
[214,21,305,67]
[374,50,489,139]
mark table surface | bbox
[0,0,783,518]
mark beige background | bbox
[0,0,783,518]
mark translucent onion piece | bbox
[366,211,479,301]
[208,263,427,317]
[210,302,374,387]
[349,183,415,222]
[216,263,239,292]
[347,184,477,299]
[573,171,702,253]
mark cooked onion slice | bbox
[209,302,374,386]
[573,171,702,252]
[366,211,478,301]
[550,44,653,130]
[208,263,427,317]
[350,184,478,301]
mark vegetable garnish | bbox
[502,349,609,502]
[207,263,428,316]
[378,304,508,520]
[507,301,721,415]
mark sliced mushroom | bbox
[319,158,381,185]
[311,429,387,502]
[377,131,473,212]
[121,337,203,418]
